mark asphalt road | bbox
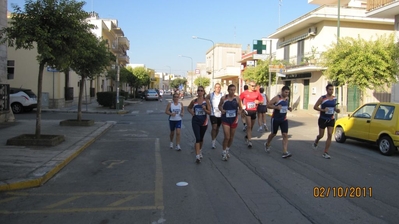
[1,96,399,224]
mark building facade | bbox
[269,1,395,112]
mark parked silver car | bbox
[10,88,37,114]
[144,89,159,101]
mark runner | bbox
[241,84,248,132]
[264,86,293,158]
[218,84,242,161]
[187,86,211,163]
[312,83,340,159]
[165,93,184,150]
[159,89,164,102]
[257,87,270,132]
[239,81,263,148]
[206,83,223,149]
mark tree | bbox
[321,34,399,91]
[242,59,271,86]
[170,78,187,89]
[70,33,111,121]
[131,67,150,91]
[0,0,93,137]
[194,77,210,88]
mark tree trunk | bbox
[77,76,84,121]
[35,62,45,138]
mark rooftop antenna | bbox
[279,0,282,27]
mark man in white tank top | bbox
[206,83,223,149]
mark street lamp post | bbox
[178,55,193,95]
[115,36,120,110]
[192,36,215,90]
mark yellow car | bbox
[334,102,399,156]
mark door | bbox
[346,104,376,139]
[347,86,360,112]
[303,80,309,109]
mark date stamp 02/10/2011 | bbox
[313,186,373,198]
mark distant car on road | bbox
[10,87,37,114]
[144,89,159,101]
[334,102,399,156]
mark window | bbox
[353,104,376,118]
[7,60,15,80]
[284,45,290,63]
[374,105,394,120]
[297,40,304,64]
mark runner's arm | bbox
[165,103,172,115]
[313,97,325,112]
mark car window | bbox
[376,105,395,120]
[352,104,376,118]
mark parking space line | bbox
[45,196,81,209]
[108,194,139,207]
[0,196,19,204]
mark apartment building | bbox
[201,43,242,94]
[365,0,399,103]
[4,12,129,109]
[268,0,394,112]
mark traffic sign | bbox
[195,69,200,74]
[46,66,59,72]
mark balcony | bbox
[366,0,399,18]
[117,55,130,65]
[118,37,130,50]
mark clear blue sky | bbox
[7,0,319,77]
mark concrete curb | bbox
[0,121,116,191]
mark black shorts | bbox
[244,110,257,120]
[257,105,267,113]
[318,118,335,129]
[210,116,222,127]
[271,118,288,134]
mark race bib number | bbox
[172,109,180,114]
[280,106,288,113]
[247,102,256,109]
[226,110,236,118]
[326,107,334,114]
[195,108,205,116]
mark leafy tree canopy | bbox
[242,58,278,86]
[194,77,210,88]
[321,34,399,91]
[170,78,187,89]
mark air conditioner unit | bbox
[308,27,317,35]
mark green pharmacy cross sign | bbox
[253,40,266,54]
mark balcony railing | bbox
[367,0,397,11]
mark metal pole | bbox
[192,36,214,90]
[268,39,272,98]
[179,55,193,94]
[52,71,54,108]
[336,0,341,118]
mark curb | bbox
[0,121,116,191]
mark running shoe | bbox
[212,140,216,149]
[282,152,292,158]
[264,142,271,153]
[247,141,252,148]
[175,145,181,151]
[312,142,318,150]
[169,142,173,149]
[199,150,203,159]
[264,124,269,132]
[322,152,331,159]
[222,151,228,161]
[242,124,247,132]
[226,149,230,158]
[196,155,201,163]
[257,126,263,132]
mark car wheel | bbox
[11,103,24,114]
[334,127,346,143]
[378,136,396,156]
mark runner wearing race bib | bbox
[264,86,293,158]
[219,84,242,161]
[187,86,211,164]
[165,93,184,150]
[312,83,340,159]
[206,83,223,149]
[239,81,263,148]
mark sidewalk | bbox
[0,100,141,191]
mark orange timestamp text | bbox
[313,186,372,198]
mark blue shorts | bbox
[169,120,182,131]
